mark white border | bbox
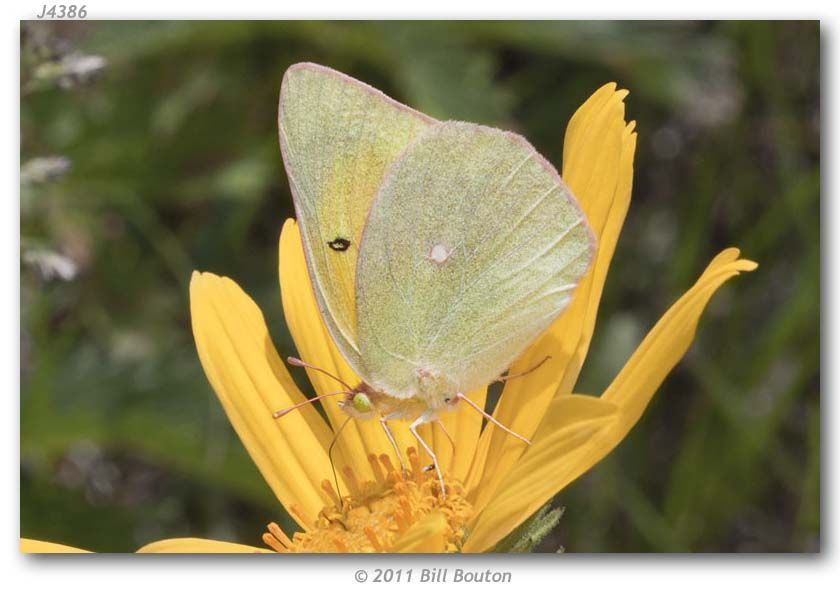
[0,1,829,19]
[3,3,833,599]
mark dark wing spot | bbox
[328,237,351,252]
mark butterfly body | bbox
[338,382,431,422]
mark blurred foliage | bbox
[20,20,819,552]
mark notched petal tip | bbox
[189,270,207,287]
[703,248,759,278]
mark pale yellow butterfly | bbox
[276,63,595,495]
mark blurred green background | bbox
[20,20,819,552]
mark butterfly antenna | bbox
[495,355,552,382]
[455,393,531,445]
[273,391,350,419]
[287,356,353,391]
[328,416,353,509]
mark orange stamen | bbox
[262,533,287,553]
[394,511,407,533]
[342,465,361,497]
[268,522,293,548]
[363,527,385,552]
[321,479,341,506]
[332,537,348,552]
[368,453,385,483]
[399,496,414,525]
[289,504,314,530]
[379,453,396,474]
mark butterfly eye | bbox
[328,237,351,252]
[352,392,372,413]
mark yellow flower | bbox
[22,83,755,554]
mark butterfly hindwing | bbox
[355,122,595,401]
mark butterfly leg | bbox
[435,419,455,450]
[379,414,407,473]
[494,355,551,383]
[455,393,531,445]
[409,410,446,500]
[425,419,455,473]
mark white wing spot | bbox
[429,242,452,264]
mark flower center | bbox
[262,446,472,552]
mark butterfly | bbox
[275,63,595,496]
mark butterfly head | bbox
[338,383,381,420]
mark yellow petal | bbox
[190,271,336,525]
[464,249,757,551]
[468,84,637,506]
[560,119,638,390]
[280,220,451,479]
[137,538,270,553]
[390,512,448,553]
[20,538,90,553]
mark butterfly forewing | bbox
[278,63,435,375]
